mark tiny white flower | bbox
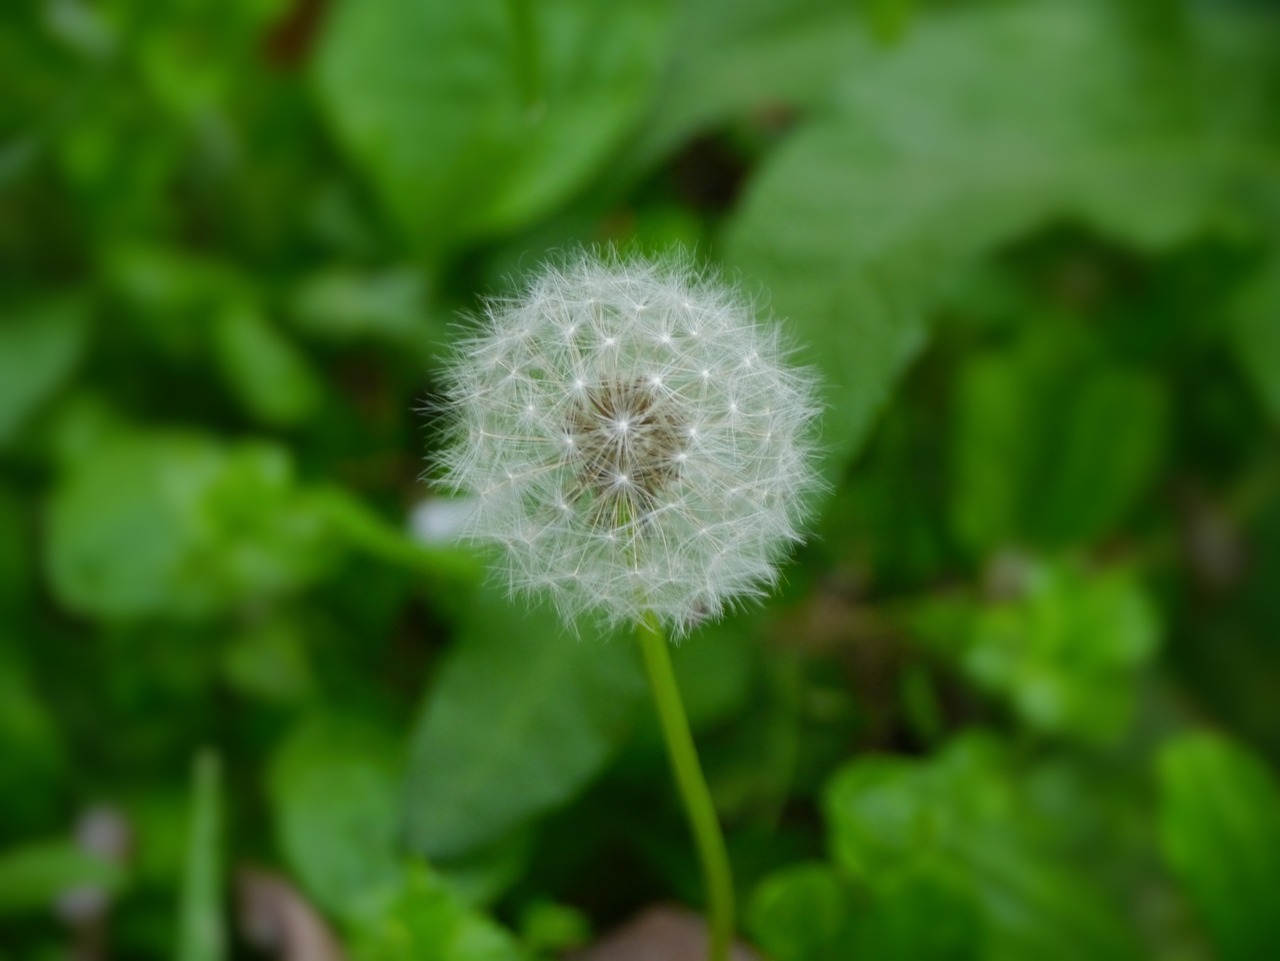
[434,250,822,633]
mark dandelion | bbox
[433,249,821,961]
[436,250,822,634]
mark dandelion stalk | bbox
[638,612,735,961]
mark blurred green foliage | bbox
[2,0,1279,958]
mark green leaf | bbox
[862,0,915,45]
[1231,253,1280,424]
[177,751,223,961]
[950,324,1168,553]
[723,1,1277,470]
[212,302,323,427]
[615,0,861,182]
[958,561,1159,744]
[0,840,122,915]
[269,717,403,918]
[0,296,90,448]
[1157,733,1280,961]
[0,486,30,614]
[673,618,757,732]
[824,735,1143,961]
[288,265,438,355]
[860,868,982,961]
[315,0,673,249]
[402,588,645,861]
[748,861,981,961]
[0,642,63,812]
[46,433,336,618]
[103,244,244,357]
[748,862,860,961]
[349,864,524,961]
[518,900,591,955]
[220,616,316,704]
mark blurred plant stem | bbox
[637,613,735,961]
[177,751,224,961]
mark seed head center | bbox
[565,379,684,521]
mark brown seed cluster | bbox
[564,379,685,527]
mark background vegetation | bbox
[2,0,1279,958]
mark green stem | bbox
[637,613,735,961]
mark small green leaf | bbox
[220,616,315,704]
[288,266,437,353]
[824,736,1143,961]
[518,900,591,955]
[212,303,323,427]
[748,861,981,961]
[46,433,336,618]
[0,296,90,447]
[748,862,859,961]
[912,560,1161,743]
[1157,733,1280,961]
[349,864,524,961]
[403,589,645,860]
[860,868,981,961]
[269,717,403,918]
[177,751,223,961]
[102,244,244,357]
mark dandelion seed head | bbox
[435,250,822,633]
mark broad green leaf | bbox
[46,433,336,618]
[0,297,89,447]
[951,323,1168,554]
[349,864,524,961]
[269,717,403,918]
[824,735,1143,961]
[862,0,915,45]
[403,588,645,860]
[212,303,323,427]
[615,0,862,182]
[177,751,223,961]
[673,618,757,732]
[723,1,1278,470]
[0,840,122,915]
[315,0,673,249]
[1157,733,1280,961]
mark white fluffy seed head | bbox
[434,250,823,634]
